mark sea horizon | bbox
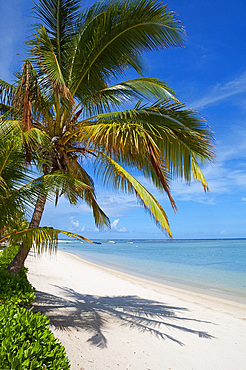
[60,237,246,240]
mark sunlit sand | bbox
[27,251,246,370]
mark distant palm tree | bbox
[0,0,214,273]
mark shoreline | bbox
[26,250,246,370]
[62,250,246,305]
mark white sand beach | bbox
[26,251,246,370]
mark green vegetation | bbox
[0,245,70,369]
[0,127,91,275]
[0,245,35,307]
[0,304,70,369]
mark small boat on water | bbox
[127,241,134,244]
[93,241,102,245]
[108,240,116,244]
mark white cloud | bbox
[70,217,79,229]
[118,227,127,232]
[111,219,120,230]
[228,171,246,187]
[192,71,246,109]
[111,219,127,232]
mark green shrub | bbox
[0,244,19,266]
[0,268,36,307]
[0,246,71,368]
[0,304,70,369]
[0,245,35,307]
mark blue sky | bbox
[1,0,246,239]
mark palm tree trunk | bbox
[6,194,47,275]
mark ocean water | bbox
[58,239,246,301]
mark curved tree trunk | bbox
[6,194,47,275]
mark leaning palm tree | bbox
[1,0,214,273]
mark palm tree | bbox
[0,122,93,274]
[0,0,214,273]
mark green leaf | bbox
[94,152,172,236]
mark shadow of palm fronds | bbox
[32,286,215,347]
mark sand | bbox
[26,251,246,370]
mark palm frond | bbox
[0,176,7,194]
[0,136,29,187]
[32,0,81,66]
[66,158,110,228]
[16,172,92,211]
[104,78,177,101]
[0,79,16,110]
[0,153,92,230]
[0,136,30,230]
[1,227,92,253]
[21,128,49,153]
[192,156,209,191]
[28,27,73,108]
[79,99,214,186]
[93,152,172,236]
[67,0,184,97]
[0,118,50,167]
[77,77,178,115]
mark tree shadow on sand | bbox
[32,286,215,347]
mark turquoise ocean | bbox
[59,239,246,302]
